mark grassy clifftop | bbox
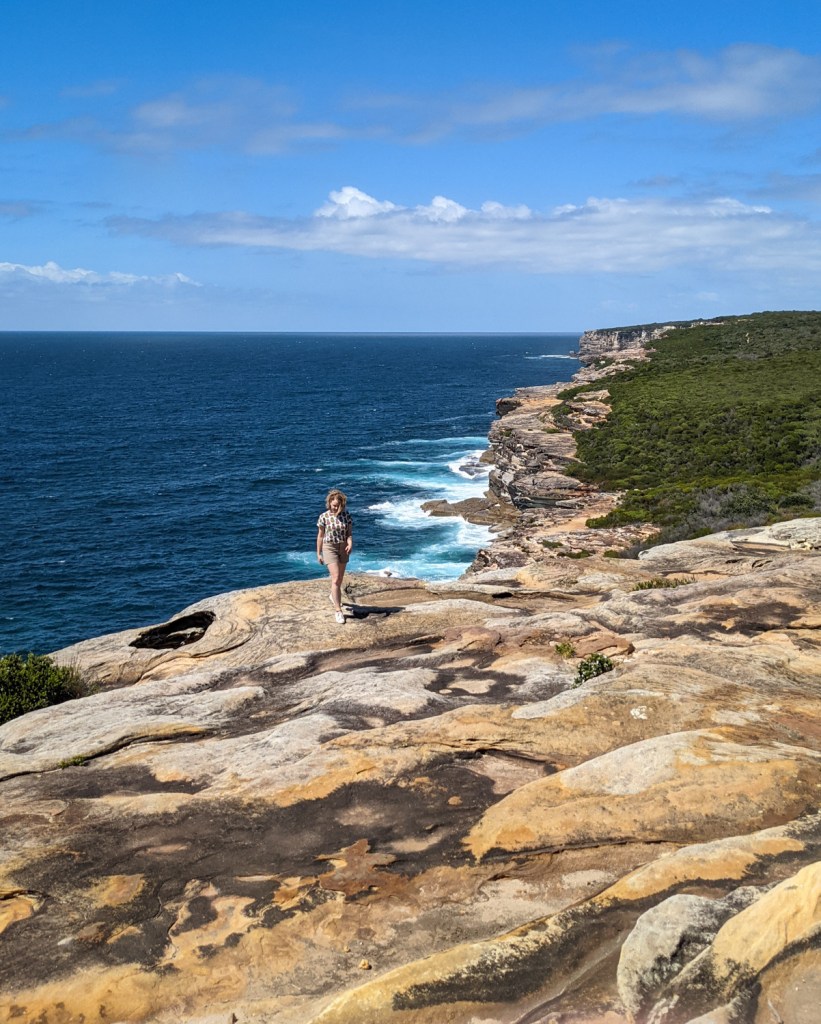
[560,310,821,548]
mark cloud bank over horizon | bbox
[111,185,819,276]
[0,260,200,301]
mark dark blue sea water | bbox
[0,333,580,652]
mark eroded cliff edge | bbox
[1,337,820,1024]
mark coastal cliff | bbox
[578,324,670,364]
[1,350,820,1024]
[577,317,731,365]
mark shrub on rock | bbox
[0,653,89,726]
[574,652,614,685]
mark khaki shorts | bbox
[322,541,349,567]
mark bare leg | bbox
[328,562,344,612]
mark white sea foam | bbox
[286,538,488,581]
[361,560,468,580]
[358,519,493,580]
[363,449,489,503]
[453,519,493,547]
[372,435,487,449]
[367,498,433,525]
[358,492,493,580]
[447,449,489,480]
[524,353,578,360]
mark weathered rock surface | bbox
[2,342,820,1024]
[617,889,764,1020]
[577,324,670,365]
[1,513,819,1024]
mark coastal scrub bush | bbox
[554,641,576,658]
[567,312,821,550]
[574,653,614,686]
[778,491,814,510]
[0,653,90,726]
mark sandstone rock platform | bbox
[2,515,820,1024]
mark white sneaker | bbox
[335,611,345,624]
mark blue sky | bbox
[2,0,821,332]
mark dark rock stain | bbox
[37,764,203,801]
[172,895,218,934]
[0,754,502,992]
[392,905,633,1010]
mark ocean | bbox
[0,333,580,653]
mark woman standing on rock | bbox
[317,489,353,623]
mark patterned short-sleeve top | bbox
[317,510,352,545]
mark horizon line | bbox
[0,329,584,337]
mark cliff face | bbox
[577,316,736,365]
[476,380,655,566]
[1,371,820,1024]
[577,324,673,364]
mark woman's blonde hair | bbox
[325,489,347,511]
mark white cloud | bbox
[416,196,468,223]
[0,260,199,288]
[13,45,821,158]
[480,201,532,220]
[421,44,821,138]
[109,186,821,276]
[316,186,399,219]
[16,77,352,155]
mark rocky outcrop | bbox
[578,324,673,364]
[486,383,596,509]
[469,379,656,570]
[0,515,819,1024]
[577,318,733,366]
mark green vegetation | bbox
[558,549,592,558]
[574,653,614,686]
[59,755,89,768]
[633,577,696,591]
[554,641,576,658]
[560,312,821,548]
[0,653,90,726]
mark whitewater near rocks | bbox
[1,334,820,1024]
